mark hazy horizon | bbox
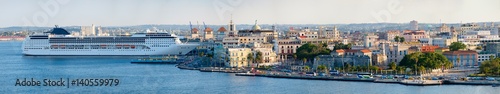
[1,0,500,27]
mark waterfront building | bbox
[381,43,418,64]
[478,52,495,65]
[443,50,478,67]
[313,55,334,71]
[277,39,301,55]
[372,53,388,68]
[226,48,252,68]
[251,42,278,66]
[330,49,372,67]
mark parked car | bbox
[486,77,496,81]
[318,72,327,76]
[305,72,317,76]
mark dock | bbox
[131,56,183,64]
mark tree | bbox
[480,57,500,76]
[255,51,263,67]
[247,53,254,67]
[399,52,452,71]
[345,63,352,72]
[394,36,405,43]
[302,58,307,65]
[304,66,311,72]
[333,43,352,50]
[296,43,331,60]
[394,36,400,42]
[317,65,328,73]
[449,42,466,51]
[322,43,328,48]
[369,66,379,72]
[389,62,397,71]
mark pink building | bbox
[402,30,427,42]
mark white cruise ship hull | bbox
[23,44,199,56]
[22,27,199,56]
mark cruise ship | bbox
[22,26,199,56]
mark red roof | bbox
[360,49,371,53]
[217,27,227,32]
[192,28,199,33]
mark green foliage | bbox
[369,66,380,71]
[449,42,466,51]
[247,53,254,66]
[479,57,500,76]
[296,43,331,60]
[317,65,328,73]
[255,51,263,64]
[476,46,482,50]
[333,43,352,50]
[394,36,405,43]
[399,52,452,71]
[304,66,311,72]
[389,62,397,70]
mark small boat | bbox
[493,84,499,87]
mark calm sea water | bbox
[0,41,498,94]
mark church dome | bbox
[252,20,261,30]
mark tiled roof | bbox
[217,27,227,32]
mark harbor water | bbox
[0,41,498,93]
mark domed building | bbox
[252,20,261,30]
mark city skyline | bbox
[1,0,500,27]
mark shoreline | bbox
[175,64,499,86]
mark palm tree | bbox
[389,62,397,71]
[247,53,254,68]
[255,51,263,68]
[302,58,307,66]
[304,66,311,72]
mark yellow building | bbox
[226,48,252,68]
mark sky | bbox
[1,0,500,27]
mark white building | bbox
[80,24,95,36]
[478,53,496,65]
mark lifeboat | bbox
[131,45,136,49]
